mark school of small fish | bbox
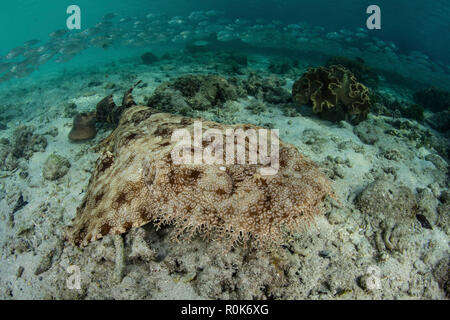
[0,10,449,85]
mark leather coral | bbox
[292,65,371,123]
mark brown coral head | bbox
[292,65,371,123]
[68,112,97,141]
[147,75,239,112]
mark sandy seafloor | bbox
[0,49,448,299]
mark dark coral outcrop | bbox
[326,56,379,87]
[413,87,450,113]
[241,73,292,104]
[147,74,239,113]
[0,125,47,170]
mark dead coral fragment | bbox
[356,178,417,252]
[43,153,71,181]
[356,178,417,221]
[68,112,97,141]
[0,125,47,171]
[65,106,332,248]
[242,73,291,104]
[292,65,371,123]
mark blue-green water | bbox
[2,1,449,57]
[0,0,449,88]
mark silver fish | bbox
[49,29,68,38]
[5,46,26,59]
[23,39,41,47]
[119,16,133,23]
[10,63,35,78]
[90,36,113,49]
[37,52,56,65]
[59,40,85,55]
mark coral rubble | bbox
[433,258,450,297]
[241,73,292,104]
[356,178,418,252]
[147,74,240,113]
[292,65,371,123]
[65,105,332,248]
[42,154,71,181]
[356,178,417,222]
[0,125,47,171]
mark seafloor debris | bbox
[68,112,97,141]
[292,65,371,123]
[42,153,71,181]
[122,80,142,108]
[147,74,240,113]
[437,190,450,234]
[240,73,292,104]
[0,125,47,171]
[416,214,432,230]
[65,105,333,248]
[12,194,28,214]
[433,258,450,297]
[356,178,418,252]
[12,125,48,158]
[356,178,417,222]
[113,234,126,283]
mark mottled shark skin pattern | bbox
[64,105,332,248]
